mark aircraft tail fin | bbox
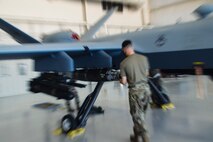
[194,4,213,19]
[0,18,40,43]
[81,8,117,41]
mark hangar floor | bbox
[0,76,213,142]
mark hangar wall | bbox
[150,0,213,26]
[0,0,143,40]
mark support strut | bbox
[75,81,104,127]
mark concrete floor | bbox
[0,76,213,142]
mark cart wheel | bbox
[61,114,77,134]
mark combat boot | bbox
[141,133,150,142]
[130,134,140,142]
[130,126,140,142]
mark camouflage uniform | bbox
[129,83,150,142]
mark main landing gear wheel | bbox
[61,114,77,134]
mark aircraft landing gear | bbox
[61,81,104,134]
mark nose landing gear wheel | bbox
[61,114,77,134]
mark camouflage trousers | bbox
[129,83,151,137]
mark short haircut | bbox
[122,40,132,49]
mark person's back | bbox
[120,54,149,86]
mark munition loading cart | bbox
[29,73,105,134]
[148,76,175,110]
